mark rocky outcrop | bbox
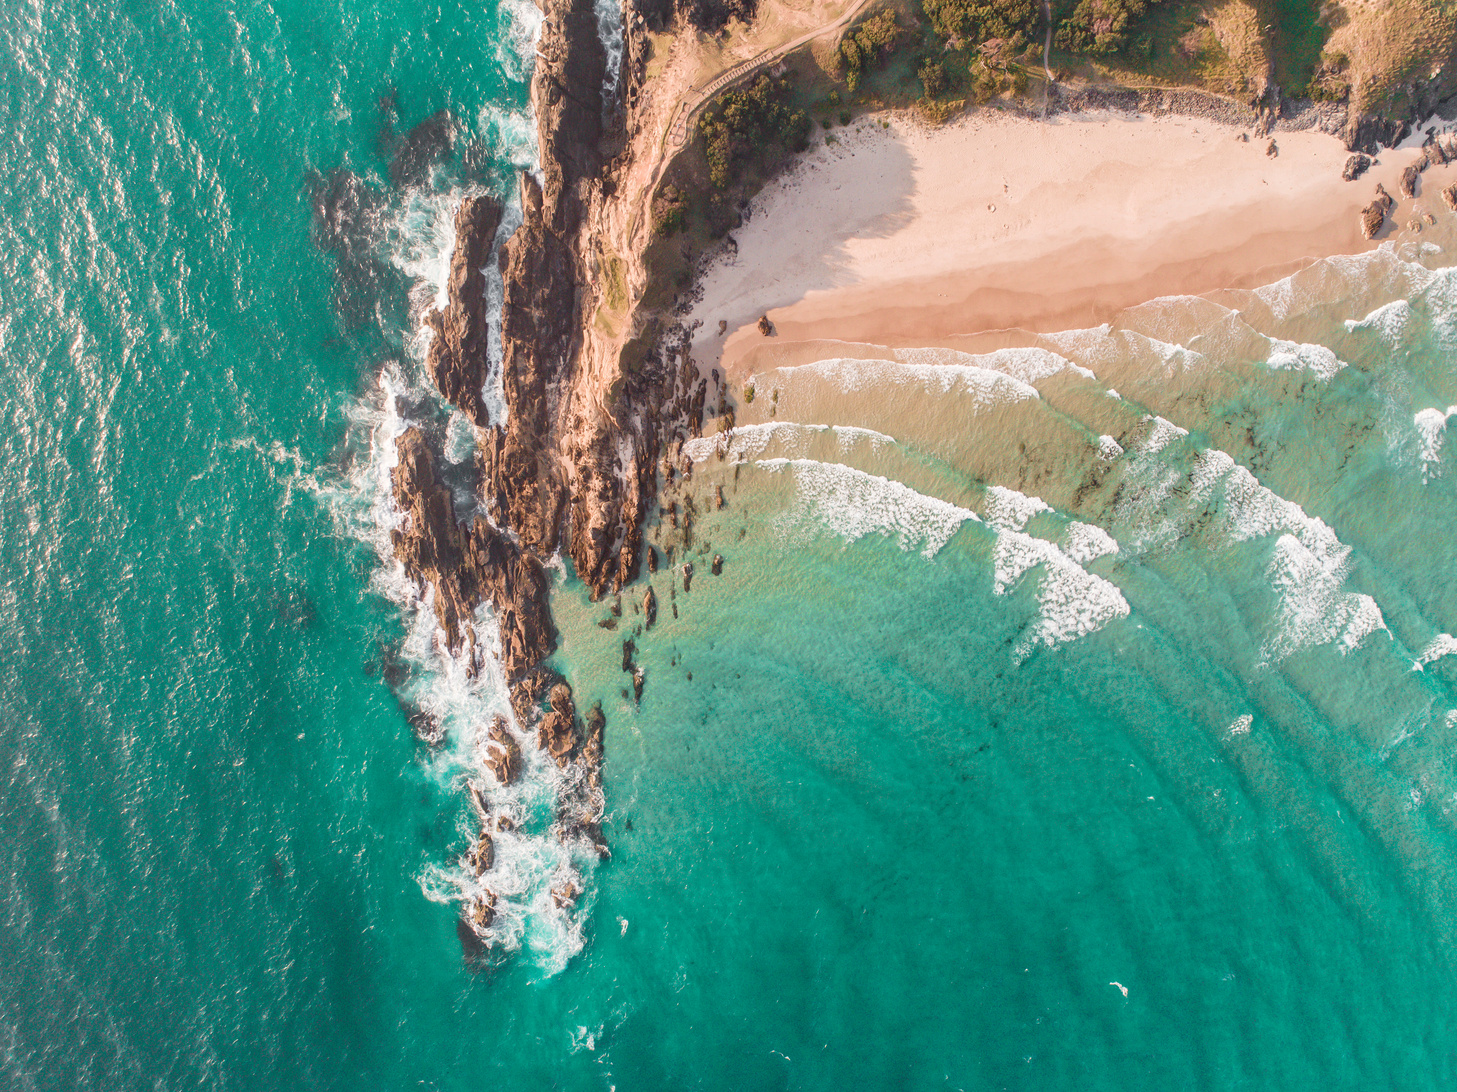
[483,715,522,785]
[1360,183,1395,239]
[425,195,501,426]
[389,428,556,682]
[1401,163,1423,199]
[1445,182,1457,211]
[537,683,579,766]
[1343,154,1371,182]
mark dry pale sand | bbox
[688,105,1457,376]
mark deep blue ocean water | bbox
[6,0,1457,1087]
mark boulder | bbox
[537,708,577,765]
[682,562,694,592]
[1342,153,1372,181]
[484,716,522,785]
[643,585,657,629]
[711,554,723,576]
[1401,162,1423,198]
[464,831,495,874]
[1360,184,1394,239]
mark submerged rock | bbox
[712,554,723,576]
[643,585,657,629]
[682,562,694,592]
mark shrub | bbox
[1054,0,1161,55]
[698,74,812,189]
[919,59,947,98]
[838,11,904,91]
[651,185,688,235]
[921,0,1037,50]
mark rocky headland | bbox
[389,0,725,952]
[384,0,1457,955]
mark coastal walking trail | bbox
[664,0,876,150]
[626,0,874,261]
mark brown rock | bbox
[1342,153,1371,182]
[464,830,495,874]
[711,554,723,576]
[425,195,502,426]
[1401,162,1423,198]
[537,708,577,765]
[390,428,557,681]
[484,715,522,785]
[1444,182,1457,211]
[643,585,657,629]
[1265,140,1278,158]
[465,890,497,931]
[1360,184,1395,239]
[682,562,694,592]
[756,314,775,336]
[550,877,583,909]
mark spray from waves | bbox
[316,361,595,975]
[747,455,1129,656]
[305,97,594,974]
[493,0,545,85]
[595,0,624,102]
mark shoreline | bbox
[687,106,1457,376]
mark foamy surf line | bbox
[309,129,598,972]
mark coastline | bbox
[688,107,1457,376]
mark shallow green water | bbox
[5,0,1457,1086]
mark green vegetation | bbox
[698,74,811,189]
[836,11,906,90]
[1055,0,1162,55]
[921,0,1038,49]
[652,185,688,236]
[744,383,756,403]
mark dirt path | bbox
[664,0,877,149]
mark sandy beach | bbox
[688,106,1457,376]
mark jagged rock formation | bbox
[426,195,500,426]
[1343,154,1372,182]
[1361,183,1395,239]
[389,428,556,681]
[387,0,708,953]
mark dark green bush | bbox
[1054,0,1162,55]
[919,59,947,98]
[698,75,812,189]
[837,11,904,91]
[921,0,1037,50]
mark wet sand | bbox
[687,105,1457,377]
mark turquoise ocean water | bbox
[6,0,1457,1086]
